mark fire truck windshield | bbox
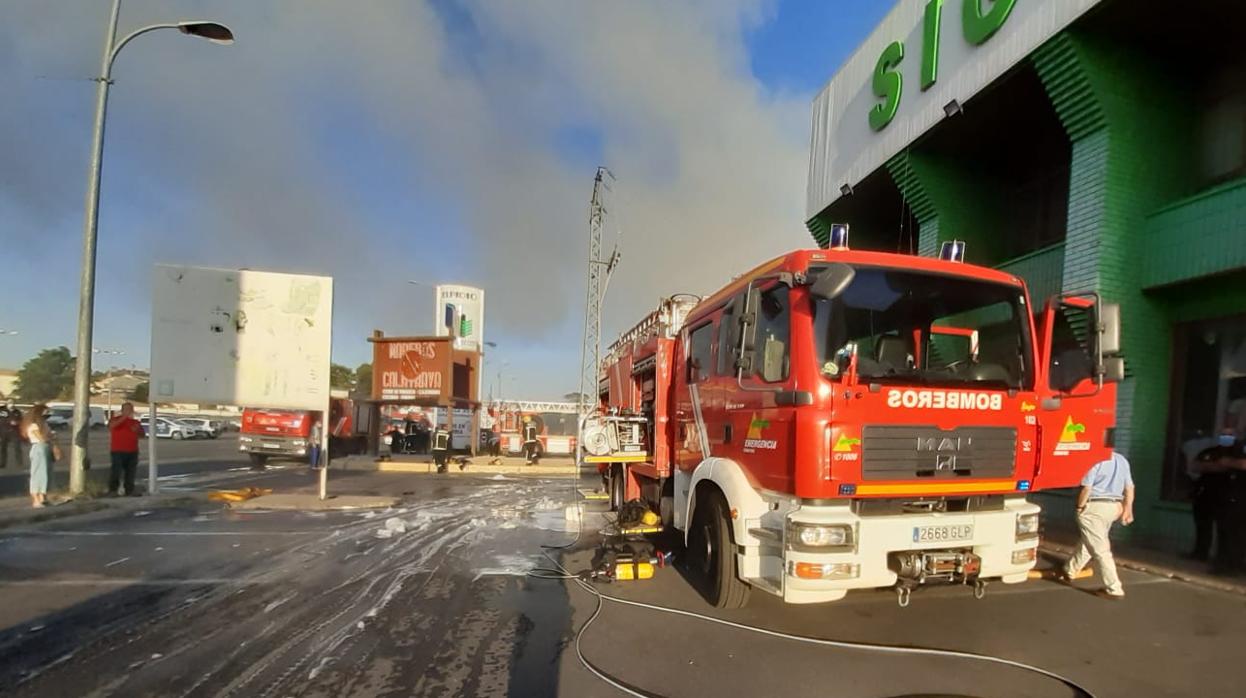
[811,266,1032,390]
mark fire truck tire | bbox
[249,453,269,469]
[690,491,750,609]
[609,465,626,511]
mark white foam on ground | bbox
[474,554,536,580]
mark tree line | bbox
[7,347,370,403]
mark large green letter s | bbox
[869,40,904,132]
[963,0,1016,45]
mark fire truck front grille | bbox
[860,426,1017,481]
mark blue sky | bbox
[0,1,888,400]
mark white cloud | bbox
[0,0,811,398]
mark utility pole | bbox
[576,168,620,461]
[68,0,234,494]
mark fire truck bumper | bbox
[238,434,309,457]
[776,498,1040,604]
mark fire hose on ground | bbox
[528,477,1097,698]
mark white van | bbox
[44,403,108,429]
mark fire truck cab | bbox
[592,242,1122,607]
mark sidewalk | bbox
[333,454,580,476]
[1038,524,1246,596]
[230,493,400,510]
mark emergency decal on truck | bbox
[832,433,861,462]
[743,415,777,452]
[1053,416,1089,456]
[832,435,860,452]
[885,389,1003,411]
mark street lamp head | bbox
[178,22,234,45]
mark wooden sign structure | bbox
[367,332,480,455]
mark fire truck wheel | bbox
[609,465,626,511]
[690,491,750,609]
[249,453,269,470]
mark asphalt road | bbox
[0,470,1242,697]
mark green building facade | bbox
[807,0,1246,551]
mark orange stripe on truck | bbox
[854,479,1016,496]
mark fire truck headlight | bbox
[788,522,853,550]
[1015,513,1040,540]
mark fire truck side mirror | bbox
[1099,303,1121,356]
[808,262,855,301]
[1101,356,1125,383]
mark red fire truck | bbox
[586,239,1123,607]
[491,402,579,457]
[239,396,369,467]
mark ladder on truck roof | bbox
[605,294,702,359]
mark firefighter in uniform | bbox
[522,417,540,465]
[432,424,451,473]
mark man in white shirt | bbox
[1062,450,1135,599]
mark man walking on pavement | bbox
[0,402,22,469]
[522,417,540,465]
[1063,449,1135,599]
[108,402,144,496]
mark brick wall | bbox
[1140,178,1246,288]
[1033,31,1198,545]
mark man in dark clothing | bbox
[522,418,540,465]
[1187,445,1223,561]
[108,402,145,496]
[1196,430,1246,575]
[0,403,22,469]
[432,425,451,473]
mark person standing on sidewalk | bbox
[0,402,22,469]
[1063,450,1135,600]
[21,404,55,508]
[1196,427,1246,575]
[108,402,144,496]
[308,418,323,469]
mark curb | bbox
[1039,541,1246,597]
[0,493,211,531]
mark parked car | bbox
[45,409,73,429]
[177,418,220,439]
[139,416,193,440]
[43,405,107,429]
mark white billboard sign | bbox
[150,265,333,411]
[433,284,485,351]
[807,0,1102,220]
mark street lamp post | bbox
[69,0,233,495]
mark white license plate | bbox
[262,443,282,449]
[912,524,973,544]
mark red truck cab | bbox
[239,397,368,467]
